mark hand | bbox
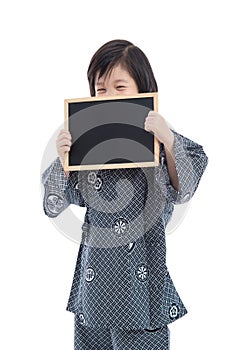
[56,129,72,173]
[144,111,174,150]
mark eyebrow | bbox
[95,79,129,86]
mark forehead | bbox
[95,64,132,84]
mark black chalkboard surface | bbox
[64,93,159,171]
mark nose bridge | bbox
[106,87,117,96]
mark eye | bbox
[96,88,106,94]
[116,85,126,89]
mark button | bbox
[78,313,86,325]
[112,217,129,236]
[85,267,95,282]
[135,264,149,282]
[94,176,103,190]
[169,304,179,319]
[87,171,97,184]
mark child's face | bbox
[95,64,138,96]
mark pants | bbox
[74,315,170,350]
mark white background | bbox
[1,1,233,349]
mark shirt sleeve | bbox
[163,130,208,205]
[41,157,86,218]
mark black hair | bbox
[87,39,158,96]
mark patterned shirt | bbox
[41,130,208,330]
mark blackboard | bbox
[64,93,159,171]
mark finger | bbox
[144,122,155,132]
[145,121,155,128]
[57,138,71,147]
[144,124,150,131]
[57,135,71,142]
[57,139,72,148]
[58,129,72,139]
[57,133,72,142]
[148,111,157,116]
[145,116,157,123]
[59,145,71,153]
[58,134,72,142]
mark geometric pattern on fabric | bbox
[74,314,170,350]
[42,130,208,330]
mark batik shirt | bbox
[42,130,208,330]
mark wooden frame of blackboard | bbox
[64,92,159,171]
